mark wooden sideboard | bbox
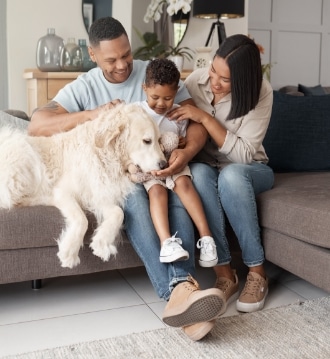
[23,69,83,116]
[23,69,193,116]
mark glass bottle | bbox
[78,39,96,72]
[36,28,64,72]
[60,38,83,72]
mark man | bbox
[29,17,225,341]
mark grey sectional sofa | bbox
[1,88,330,293]
[259,88,330,293]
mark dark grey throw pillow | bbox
[263,91,330,172]
[298,84,326,96]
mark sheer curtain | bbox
[153,11,174,48]
[153,9,189,49]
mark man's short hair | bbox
[89,17,127,47]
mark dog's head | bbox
[93,103,167,173]
[125,104,167,173]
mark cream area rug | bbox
[5,297,330,359]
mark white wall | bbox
[6,0,246,113]
[248,0,330,89]
[7,0,87,112]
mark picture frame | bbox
[83,3,93,32]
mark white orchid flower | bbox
[144,0,192,22]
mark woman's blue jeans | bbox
[190,162,274,267]
[124,184,196,301]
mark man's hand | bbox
[101,99,124,111]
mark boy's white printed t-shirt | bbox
[134,101,188,137]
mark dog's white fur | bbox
[0,103,166,268]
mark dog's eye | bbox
[143,139,152,145]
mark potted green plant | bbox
[132,29,194,71]
[166,44,194,71]
[133,30,167,60]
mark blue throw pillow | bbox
[298,84,326,96]
[263,91,330,172]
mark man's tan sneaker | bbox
[236,271,268,313]
[183,320,216,341]
[214,270,239,306]
[162,276,226,327]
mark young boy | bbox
[134,58,217,267]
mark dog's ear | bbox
[95,124,126,148]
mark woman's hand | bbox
[152,121,208,177]
[167,104,212,125]
[152,147,190,178]
[169,104,228,150]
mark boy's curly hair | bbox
[145,58,180,88]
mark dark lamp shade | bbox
[193,0,245,19]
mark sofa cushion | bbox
[279,85,330,96]
[263,91,330,172]
[0,206,99,250]
[298,84,327,96]
[257,172,330,249]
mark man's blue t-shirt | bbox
[53,60,191,112]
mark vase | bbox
[168,55,184,72]
[36,28,64,72]
[194,47,212,70]
[78,39,96,72]
[60,38,83,72]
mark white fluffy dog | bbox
[0,103,166,268]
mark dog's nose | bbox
[159,160,168,170]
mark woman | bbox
[168,34,274,313]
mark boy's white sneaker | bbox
[197,236,218,267]
[160,235,189,263]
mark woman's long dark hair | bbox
[216,34,263,120]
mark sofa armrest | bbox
[4,109,30,121]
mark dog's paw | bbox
[57,250,80,268]
[90,240,118,262]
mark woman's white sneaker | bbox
[196,236,218,267]
[160,235,189,263]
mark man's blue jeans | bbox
[124,184,196,301]
[190,162,274,267]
